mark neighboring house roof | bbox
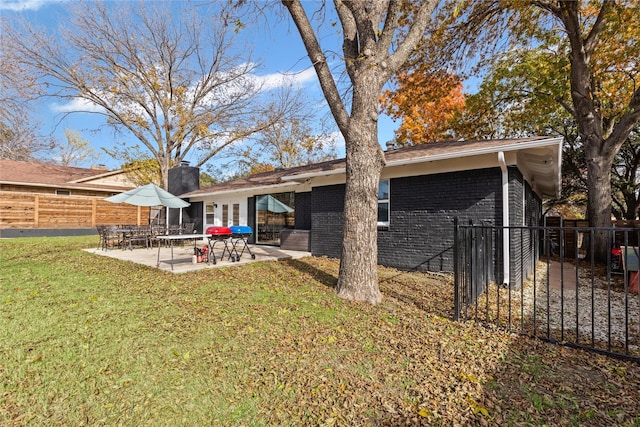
[183,136,563,199]
[0,159,134,192]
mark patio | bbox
[84,241,311,274]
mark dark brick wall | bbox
[310,184,344,257]
[168,165,199,195]
[309,169,503,272]
[294,192,312,230]
[508,168,525,287]
[378,168,502,272]
[307,167,541,277]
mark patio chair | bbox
[99,225,122,250]
[181,223,195,234]
[149,225,166,248]
[126,225,151,249]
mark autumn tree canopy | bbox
[406,0,640,261]
[380,71,465,146]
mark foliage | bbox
[104,142,161,186]
[427,1,640,257]
[199,171,218,188]
[380,70,465,145]
[612,127,640,219]
[1,236,639,426]
[450,15,640,219]
[228,86,338,172]
[6,1,295,189]
[51,129,99,167]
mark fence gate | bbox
[454,219,494,318]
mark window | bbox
[232,204,240,226]
[222,204,228,226]
[56,189,70,196]
[378,180,389,227]
[205,202,215,225]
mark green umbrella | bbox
[105,183,190,209]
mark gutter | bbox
[498,151,510,287]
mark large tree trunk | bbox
[282,0,437,304]
[337,110,385,304]
[585,141,614,261]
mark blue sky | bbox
[2,1,411,171]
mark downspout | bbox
[498,151,510,286]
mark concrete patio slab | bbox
[84,240,311,274]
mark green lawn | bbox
[1,236,639,426]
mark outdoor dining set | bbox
[97,223,257,271]
[96,223,196,251]
[100,183,256,270]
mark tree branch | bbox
[282,0,350,132]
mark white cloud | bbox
[50,98,104,114]
[0,0,65,11]
[253,67,318,92]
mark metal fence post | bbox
[453,217,460,321]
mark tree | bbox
[53,129,99,167]
[7,1,294,189]
[426,0,640,261]
[234,86,338,170]
[0,18,51,161]
[612,127,640,220]
[380,70,465,145]
[282,0,439,304]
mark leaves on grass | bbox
[1,237,639,426]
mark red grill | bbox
[206,226,232,237]
[206,227,233,264]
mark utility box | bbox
[280,229,310,251]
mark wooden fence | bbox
[544,216,640,257]
[0,191,150,229]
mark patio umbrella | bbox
[105,183,190,208]
[255,195,293,213]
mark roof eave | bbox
[0,180,130,192]
[182,182,298,199]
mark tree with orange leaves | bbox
[381,71,465,146]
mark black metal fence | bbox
[454,220,640,362]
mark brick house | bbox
[181,136,563,282]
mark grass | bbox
[1,236,639,426]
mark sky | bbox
[1,0,410,171]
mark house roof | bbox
[182,136,563,199]
[0,159,133,192]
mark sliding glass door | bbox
[255,192,295,244]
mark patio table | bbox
[156,233,207,270]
